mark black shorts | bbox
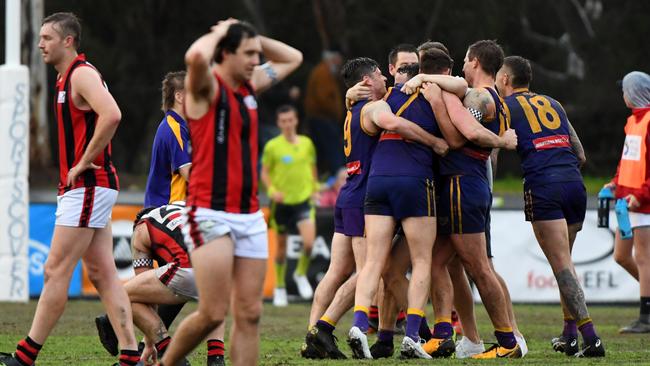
[270,199,314,234]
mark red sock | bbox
[369,305,379,320]
[155,336,171,354]
[15,337,42,366]
[207,339,225,357]
[119,349,140,366]
[397,311,406,321]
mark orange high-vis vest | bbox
[619,111,650,189]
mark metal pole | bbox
[6,0,20,65]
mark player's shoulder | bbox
[69,62,102,85]
[264,135,283,149]
[297,134,314,145]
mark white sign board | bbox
[488,210,638,303]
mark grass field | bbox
[1,301,649,365]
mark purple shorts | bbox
[524,181,586,225]
[334,207,365,237]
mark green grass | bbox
[1,300,649,365]
[493,176,610,195]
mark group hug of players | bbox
[298,39,605,360]
[0,12,605,366]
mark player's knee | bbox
[43,258,69,284]
[634,252,650,267]
[234,301,263,327]
[614,250,631,266]
[198,310,225,329]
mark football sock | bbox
[494,328,517,349]
[207,339,225,357]
[155,336,171,355]
[14,336,41,366]
[275,261,286,288]
[369,305,379,322]
[577,318,598,343]
[119,349,140,366]
[640,296,650,322]
[405,308,424,342]
[316,316,336,334]
[295,252,311,277]
[352,306,369,333]
[419,316,432,341]
[432,318,453,339]
[563,317,578,337]
[377,329,394,343]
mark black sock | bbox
[640,297,650,322]
[157,303,185,329]
[119,349,140,366]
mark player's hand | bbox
[211,18,238,34]
[66,161,100,187]
[603,182,616,191]
[401,74,423,94]
[432,137,450,157]
[140,343,157,366]
[500,129,518,150]
[346,82,372,105]
[271,191,284,203]
[626,194,640,210]
[421,81,442,103]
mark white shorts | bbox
[629,211,650,229]
[55,187,118,228]
[154,264,197,300]
[182,207,268,259]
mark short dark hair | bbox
[133,207,156,229]
[42,12,81,49]
[417,41,450,56]
[420,48,453,75]
[215,21,258,63]
[396,63,420,80]
[161,71,186,112]
[341,57,380,88]
[503,56,532,88]
[276,104,298,118]
[388,44,417,66]
[467,40,504,78]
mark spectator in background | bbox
[606,71,650,334]
[262,105,320,307]
[319,167,347,207]
[258,81,302,148]
[304,49,345,177]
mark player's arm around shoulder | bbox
[251,36,303,94]
[359,100,386,135]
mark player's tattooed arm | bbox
[252,36,303,94]
[441,91,517,149]
[556,269,590,320]
[567,120,586,167]
[462,88,494,122]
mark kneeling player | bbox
[95,204,225,365]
